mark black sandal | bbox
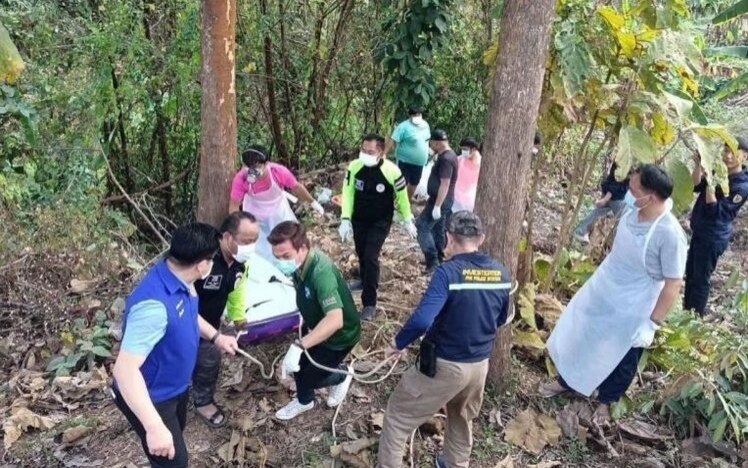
[194,403,228,428]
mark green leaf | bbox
[0,22,25,84]
[711,72,748,102]
[518,284,538,330]
[710,413,728,442]
[90,345,111,358]
[667,159,694,214]
[663,91,693,119]
[46,356,67,371]
[615,126,657,177]
[434,16,447,33]
[704,46,748,59]
[513,330,546,350]
[713,0,748,24]
[598,6,625,30]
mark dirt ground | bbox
[1,182,746,468]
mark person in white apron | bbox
[228,146,325,261]
[542,164,687,422]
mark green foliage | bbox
[713,0,748,23]
[378,0,453,115]
[0,21,24,83]
[47,311,114,377]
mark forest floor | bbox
[1,174,746,468]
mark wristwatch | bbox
[210,331,220,344]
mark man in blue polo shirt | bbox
[377,212,511,468]
[112,223,240,468]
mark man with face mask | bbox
[192,212,259,428]
[267,221,361,420]
[377,212,511,468]
[339,134,417,321]
[229,145,324,260]
[542,164,687,423]
[385,106,431,199]
[417,129,459,273]
[452,138,482,213]
[685,136,748,316]
[112,223,240,468]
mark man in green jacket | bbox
[268,221,362,421]
[339,134,417,321]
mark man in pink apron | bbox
[542,164,687,423]
[229,146,324,260]
[452,138,482,213]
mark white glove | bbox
[338,219,353,242]
[631,319,660,348]
[280,343,304,379]
[404,220,418,239]
[432,205,442,221]
[310,200,325,215]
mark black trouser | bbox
[558,347,644,404]
[294,345,352,405]
[683,236,728,316]
[113,387,189,468]
[191,338,221,407]
[352,218,392,307]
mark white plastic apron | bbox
[547,207,671,396]
[242,171,297,261]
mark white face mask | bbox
[461,149,470,157]
[200,260,214,280]
[532,147,539,155]
[247,175,257,184]
[410,116,423,125]
[358,152,379,167]
[234,242,256,263]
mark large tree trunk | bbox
[476,0,555,388]
[197,0,237,227]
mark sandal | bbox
[194,403,228,428]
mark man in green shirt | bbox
[339,134,417,321]
[385,106,431,199]
[268,221,361,420]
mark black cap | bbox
[408,106,423,116]
[736,136,748,152]
[431,129,448,141]
[447,211,484,237]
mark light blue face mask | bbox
[276,259,299,276]
[624,190,637,210]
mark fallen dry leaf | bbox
[618,420,672,442]
[504,408,562,455]
[69,278,98,294]
[370,411,385,429]
[494,454,515,468]
[62,425,93,444]
[535,293,564,328]
[529,462,561,468]
[258,397,274,414]
[3,406,58,449]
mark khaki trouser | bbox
[377,358,489,468]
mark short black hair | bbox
[632,164,673,200]
[735,136,748,152]
[459,138,479,149]
[219,211,257,235]
[534,130,542,146]
[407,106,423,116]
[168,223,220,266]
[268,221,310,250]
[242,145,270,167]
[362,134,385,151]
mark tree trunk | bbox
[476,0,555,389]
[197,0,237,227]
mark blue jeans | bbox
[417,203,451,266]
[574,200,626,236]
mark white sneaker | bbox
[274,398,314,420]
[574,232,590,244]
[326,367,353,408]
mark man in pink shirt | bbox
[453,138,482,213]
[229,146,323,260]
